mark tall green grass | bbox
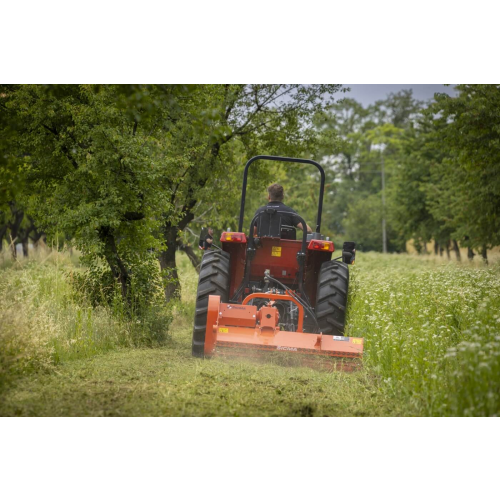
[2,247,499,416]
[347,253,500,416]
[0,247,172,390]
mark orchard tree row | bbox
[0,84,341,305]
[310,85,500,261]
[1,84,499,308]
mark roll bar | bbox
[237,155,326,234]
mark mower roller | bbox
[192,156,362,362]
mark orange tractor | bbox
[192,156,362,362]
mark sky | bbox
[342,84,457,106]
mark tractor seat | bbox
[255,208,297,240]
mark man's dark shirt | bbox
[254,201,301,229]
[204,234,213,250]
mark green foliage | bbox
[0,247,173,391]
[427,85,500,250]
[342,193,404,252]
[315,91,422,251]
[314,86,500,257]
[0,86,25,208]
[348,253,500,416]
[386,85,500,256]
[174,85,344,236]
[387,113,447,249]
[1,84,343,300]
[70,253,165,309]
[1,84,183,301]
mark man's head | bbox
[267,183,284,202]
[208,228,214,235]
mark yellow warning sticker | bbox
[351,338,362,345]
[219,328,229,333]
[272,246,282,257]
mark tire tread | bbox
[192,251,231,357]
[315,260,349,336]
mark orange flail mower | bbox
[192,156,361,362]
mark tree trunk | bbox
[423,241,428,254]
[439,244,444,257]
[10,237,17,259]
[467,247,475,261]
[434,241,439,255]
[481,246,488,264]
[36,234,46,245]
[33,233,46,248]
[452,240,461,261]
[178,240,201,273]
[30,217,46,250]
[159,224,181,300]
[159,142,221,300]
[7,205,24,260]
[0,224,8,251]
[98,226,131,302]
[18,219,37,258]
[445,240,451,260]
[21,238,29,258]
[64,233,74,255]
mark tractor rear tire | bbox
[315,260,349,336]
[192,250,231,357]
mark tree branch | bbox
[41,124,80,170]
[123,212,145,221]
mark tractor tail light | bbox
[221,232,247,243]
[307,240,334,252]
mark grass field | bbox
[1,248,499,417]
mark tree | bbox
[1,84,343,303]
[0,88,25,255]
[428,85,500,258]
[314,91,423,252]
[158,84,343,298]
[1,84,184,300]
[387,111,459,256]
[372,89,423,129]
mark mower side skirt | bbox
[214,330,363,358]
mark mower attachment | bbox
[204,295,363,359]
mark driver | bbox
[203,228,214,250]
[254,183,312,234]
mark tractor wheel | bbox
[192,250,231,357]
[315,260,349,336]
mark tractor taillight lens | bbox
[221,232,247,243]
[307,240,334,252]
